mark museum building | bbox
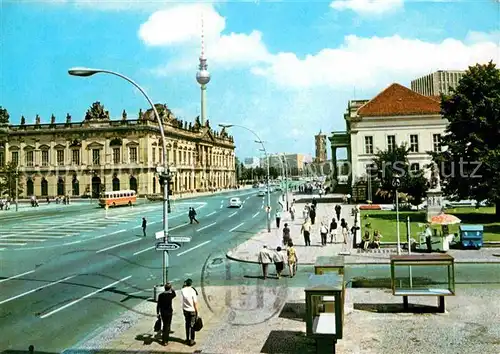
[0,102,237,198]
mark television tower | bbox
[196,15,211,126]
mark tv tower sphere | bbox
[196,68,211,85]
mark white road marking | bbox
[92,229,127,240]
[228,212,237,218]
[252,212,260,218]
[170,278,180,282]
[206,211,216,217]
[185,273,193,276]
[220,204,223,209]
[40,275,132,318]
[169,223,189,231]
[64,240,82,246]
[0,248,5,251]
[3,238,46,242]
[177,240,211,256]
[96,239,141,253]
[0,275,76,305]
[0,270,35,284]
[196,222,216,232]
[0,242,27,246]
[133,246,155,255]
[229,222,244,232]
[2,235,64,239]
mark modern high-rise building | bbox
[314,130,327,163]
[259,153,312,175]
[411,70,465,97]
[243,157,259,168]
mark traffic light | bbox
[158,174,168,187]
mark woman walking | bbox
[287,242,298,277]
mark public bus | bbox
[98,190,137,208]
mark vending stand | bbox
[459,224,483,249]
[314,256,345,275]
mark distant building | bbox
[411,70,465,97]
[260,153,312,175]
[314,130,327,163]
[243,157,260,168]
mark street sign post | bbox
[168,236,192,243]
[156,242,180,251]
[155,231,166,240]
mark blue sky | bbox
[1,0,499,160]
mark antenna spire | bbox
[200,13,205,60]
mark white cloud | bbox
[253,34,499,90]
[330,0,404,15]
[465,30,500,44]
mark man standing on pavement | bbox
[258,245,273,279]
[301,219,312,246]
[142,217,147,237]
[181,278,199,346]
[289,203,296,221]
[156,283,176,346]
[335,204,341,221]
[275,209,282,228]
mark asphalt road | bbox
[0,188,282,353]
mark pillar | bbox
[332,147,338,180]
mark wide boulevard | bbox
[0,188,280,353]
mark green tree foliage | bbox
[431,62,500,218]
[0,106,9,125]
[372,144,428,205]
[0,161,23,198]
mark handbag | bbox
[154,315,161,332]
[193,316,203,332]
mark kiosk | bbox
[305,273,345,353]
[314,256,345,275]
[459,225,483,249]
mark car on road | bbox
[228,197,243,208]
[258,190,266,196]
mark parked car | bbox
[228,197,243,208]
[258,190,266,197]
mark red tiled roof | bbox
[357,83,441,117]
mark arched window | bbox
[129,176,138,192]
[41,178,48,196]
[72,176,79,196]
[112,177,120,191]
[91,176,101,198]
[26,178,34,196]
[153,177,157,194]
[57,177,65,196]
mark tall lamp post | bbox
[219,123,271,232]
[68,67,171,287]
[280,153,290,211]
[392,175,401,255]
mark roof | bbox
[357,83,441,117]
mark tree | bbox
[0,161,23,199]
[431,62,500,218]
[0,106,9,125]
[372,144,429,206]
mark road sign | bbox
[155,231,166,239]
[156,242,180,251]
[168,236,192,243]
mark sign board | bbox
[155,231,166,240]
[168,236,192,243]
[156,242,180,251]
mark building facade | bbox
[411,70,465,97]
[260,153,312,175]
[0,102,236,198]
[314,130,327,163]
[243,157,260,168]
[330,83,448,189]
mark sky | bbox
[1,0,499,161]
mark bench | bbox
[390,254,455,313]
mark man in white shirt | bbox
[181,278,198,346]
[258,245,273,279]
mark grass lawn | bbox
[360,206,500,242]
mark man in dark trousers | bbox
[189,207,200,224]
[157,282,176,346]
[142,217,147,237]
[335,204,342,221]
[309,206,316,225]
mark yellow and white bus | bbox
[99,190,137,208]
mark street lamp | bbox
[69,67,171,287]
[392,175,402,255]
[219,123,271,232]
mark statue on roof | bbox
[122,109,127,121]
[0,106,9,125]
[194,116,201,130]
[85,101,110,121]
[66,113,71,124]
[189,122,192,131]
[50,114,56,125]
[35,114,41,125]
[138,108,143,120]
[220,126,228,138]
[20,115,26,126]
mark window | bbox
[0,150,4,166]
[364,136,374,154]
[433,134,441,152]
[72,149,80,165]
[152,147,156,163]
[410,163,420,173]
[113,148,120,164]
[92,149,100,165]
[409,134,419,153]
[12,151,19,165]
[129,147,137,163]
[26,151,34,167]
[42,150,49,166]
[387,135,396,152]
[57,150,64,165]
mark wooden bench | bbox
[390,254,455,313]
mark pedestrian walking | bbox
[282,223,291,246]
[258,245,273,279]
[289,204,296,221]
[302,205,309,220]
[142,217,147,237]
[329,218,338,243]
[312,197,317,209]
[275,210,281,228]
[189,207,200,224]
[301,219,312,246]
[287,242,298,277]
[335,204,341,221]
[309,206,316,225]
[181,279,199,346]
[320,222,328,246]
[156,282,176,346]
[273,247,286,278]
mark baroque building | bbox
[0,102,236,198]
[314,130,327,163]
